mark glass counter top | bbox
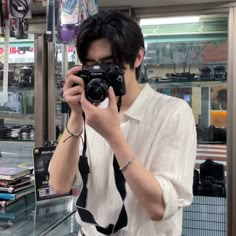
[0,193,78,236]
[46,210,80,236]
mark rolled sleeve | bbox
[155,175,178,219]
[150,99,197,220]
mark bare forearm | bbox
[108,130,165,221]
[49,113,83,193]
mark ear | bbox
[134,48,145,68]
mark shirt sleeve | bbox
[150,99,197,220]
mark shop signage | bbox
[0,45,35,63]
[0,43,76,64]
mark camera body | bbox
[75,63,126,104]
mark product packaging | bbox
[56,0,98,44]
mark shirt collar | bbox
[123,83,155,122]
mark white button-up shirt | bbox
[76,83,197,236]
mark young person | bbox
[49,10,197,236]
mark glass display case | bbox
[0,193,77,236]
[0,34,35,141]
[140,14,228,235]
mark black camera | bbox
[75,63,126,104]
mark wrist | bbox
[108,130,136,171]
[63,124,83,143]
[67,111,84,133]
[107,128,125,150]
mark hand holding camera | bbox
[74,63,126,104]
[63,65,85,117]
[63,63,126,140]
[80,86,123,142]
[72,63,126,140]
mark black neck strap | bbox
[76,98,128,235]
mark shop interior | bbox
[0,0,236,235]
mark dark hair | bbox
[76,10,145,78]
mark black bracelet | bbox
[63,125,83,143]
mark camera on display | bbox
[74,63,126,104]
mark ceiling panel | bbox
[99,0,234,8]
[31,0,235,16]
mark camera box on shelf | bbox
[33,146,72,203]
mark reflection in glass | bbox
[140,14,228,236]
[140,15,228,144]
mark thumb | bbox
[108,87,117,109]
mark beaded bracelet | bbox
[119,156,135,172]
[63,125,83,143]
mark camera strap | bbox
[76,106,128,235]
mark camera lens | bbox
[85,78,109,104]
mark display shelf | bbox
[147,79,227,89]
[8,87,34,92]
[0,139,34,142]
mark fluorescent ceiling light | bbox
[140,16,200,25]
